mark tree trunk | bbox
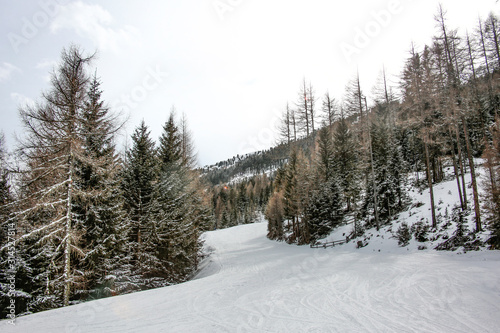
[366,98,379,230]
[357,73,364,141]
[466,32,477,82]
[462,118,482,232]
[479,19,494,97]
[449,130,464,210]
[455,126,468,209]
[485,145,498,201]
[292,111,297,142]
[453,154,464,210]
[369,135,379,230]
[490,15,500,68]
[63,152,74,307]
[303,79,310,137]
[308,83,315,134]
[286,105,291,146]
[424,139,437,229]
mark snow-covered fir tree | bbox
[158,109,182,169]
[74,74,128,299]
[363,105,407,224]
[305,126,344,241]
[0,133,11,245]
[121,121,157,278]
[332,116,361,212]
[141,115,208,286]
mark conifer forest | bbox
[2,5,500,325]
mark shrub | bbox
[395,222,411,247]
[411,221,430,242]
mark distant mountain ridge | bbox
[200,135,316,185]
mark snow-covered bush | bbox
[411,221,430,242]
[395,222,411,247]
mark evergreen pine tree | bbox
[0,133,11,245]
[364,107,407,223]
[283,149,300,241]
[0,134,25,318]
[122,121,157,261]
[332,117,361,211]
[141,112,206,287]
[75,74,127,299]
[158,109,182,169]
[305,179,343,242]
[316,126,335,182]
[143,166,199,286]
[304,126,345,242]
[237,181,248,224]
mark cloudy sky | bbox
[1,0,499,166]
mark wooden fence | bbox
[310,231,354,249]
[310,215,357,249]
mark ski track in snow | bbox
[2,221,500,332]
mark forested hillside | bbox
[200,134,317,186]
[265,7,500,249]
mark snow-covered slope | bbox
[320,165,491,253]
[2,220,500,332]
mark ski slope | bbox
[2,221,500,332]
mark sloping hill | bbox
[200,135,316,185]
[2,219,500,332]
[318,165,492,252]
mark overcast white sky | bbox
[1,0,499,166]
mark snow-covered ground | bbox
[321,165,492,252]
[2,219,500,332]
